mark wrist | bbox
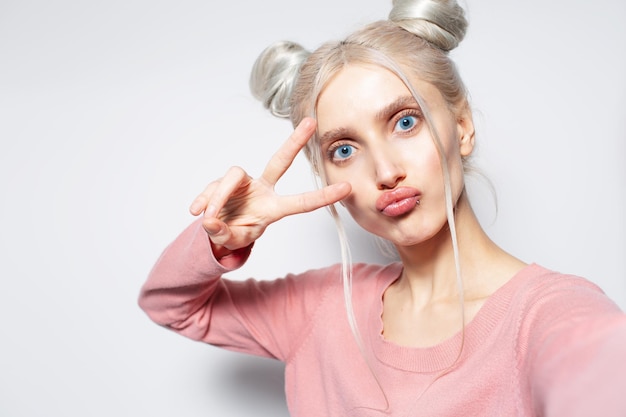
[210,240,254,270]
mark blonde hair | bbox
[250,0,470,408]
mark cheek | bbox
[342,196,377,233]
[322,168,340,186]
[439,146,467,200]
[402,140,442,182]
[336,184,369,220]
[443,141,465,180]
[322,158,363,186]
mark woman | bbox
[139,0,626,415]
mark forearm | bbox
[138,219,252,330]
[532,315,626,416]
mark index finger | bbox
[261,117,316,185]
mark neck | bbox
[393,192,521,306]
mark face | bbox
[315,64,474,247]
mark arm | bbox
[137,218,253,337]
[534,315,626,416]
[524,276,626,416]
[139,119,350,359]
[138,218,340,360]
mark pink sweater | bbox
[139,220,626,416]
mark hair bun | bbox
[249,41,310,118]
[389,0,467,51]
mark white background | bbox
[1,0,624,416]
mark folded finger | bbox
[203,166,249,218]
[189,182,219,215]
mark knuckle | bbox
[228,165,247,179]
[297,193,314,213]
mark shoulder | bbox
[512,263,613,308]
[281,262,401,284]
[516,267,626,414]
[510,264,623,349]
[275,262,401,295]
[350,262,403,294]
[238,262,400,303]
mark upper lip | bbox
[375,186,422,212]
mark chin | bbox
[352,210,447,246]
[386,224,447,248]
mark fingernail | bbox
[190,201,201,214]
[300,118,314,131]
[204,222,222,236]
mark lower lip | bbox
[380,196,420,217]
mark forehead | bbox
[318,64,408,105]
[315,64,444,129]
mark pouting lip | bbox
[375,186,422,212]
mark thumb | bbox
[202,218,233,247]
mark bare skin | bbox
[313,64,526,347]
[190,64,526,349]
[381,193,526,347]
[189,118,351,259]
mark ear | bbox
[456,105,475,157]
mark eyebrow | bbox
[375,95,420,121]
[318,126,355,146]
[318,95,420,145]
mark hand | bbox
[189,118,351,254]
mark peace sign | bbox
[189,118,351,255]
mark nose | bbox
[373,146,406,190]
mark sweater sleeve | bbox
[521,272,626,416]
[138,219,337,361]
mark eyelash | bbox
[392,109,422,135]
[326,141,355,165]
[324,108,423,165]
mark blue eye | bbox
[396,115,416,131]
[333,145,353,160]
